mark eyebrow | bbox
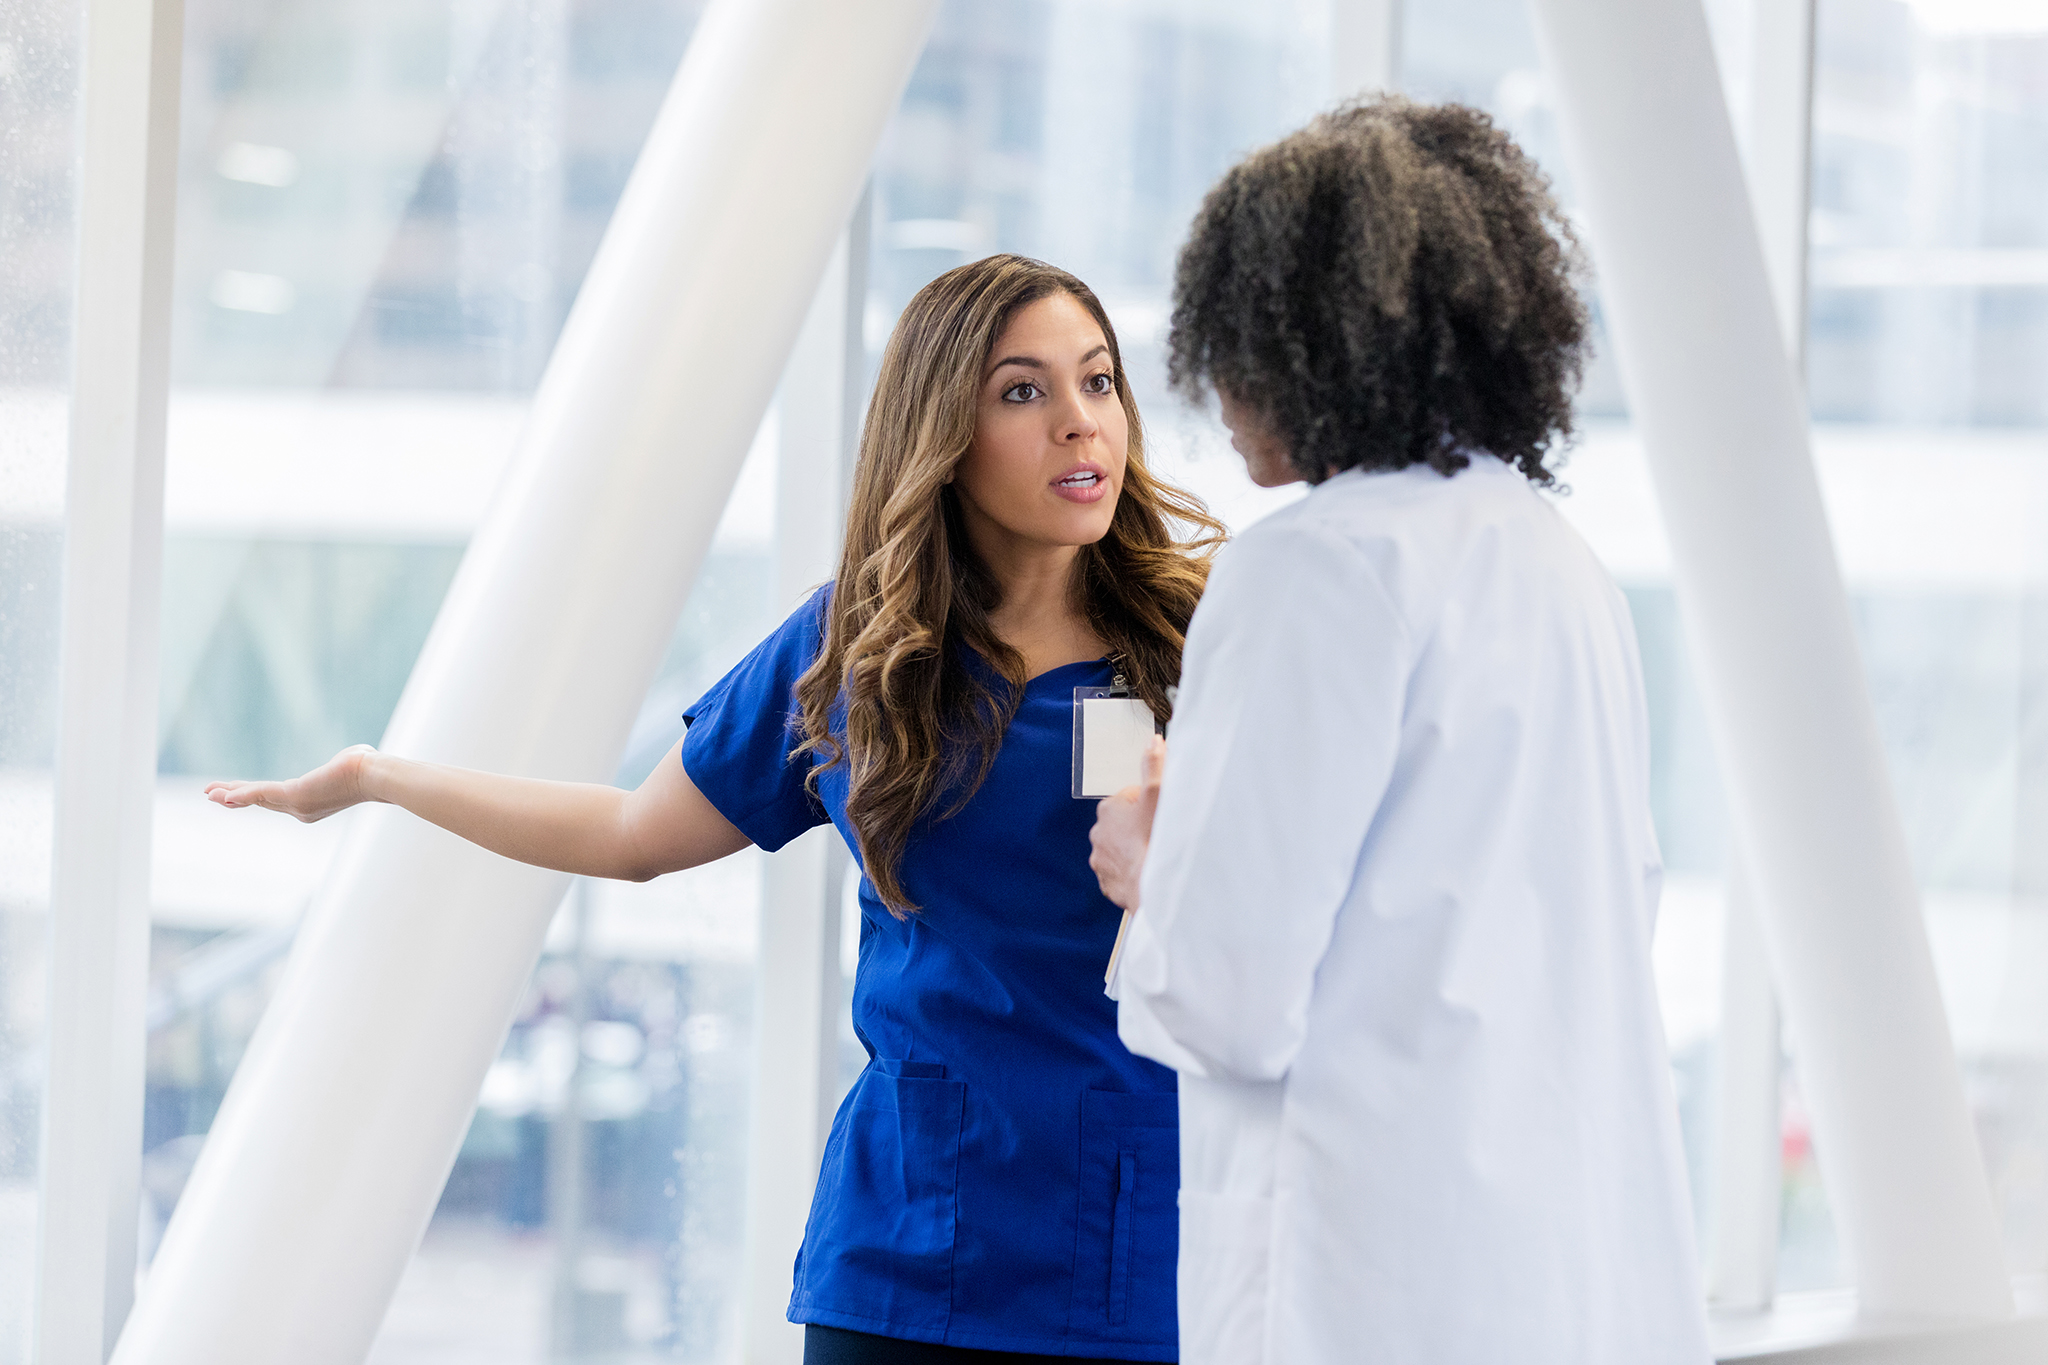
[985,343,1110,378]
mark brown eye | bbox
[1003,381,1042,403]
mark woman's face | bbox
[1217,389,1299,488]
[953,292,1129,557]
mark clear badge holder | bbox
[1071,685,1161,799]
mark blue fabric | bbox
[681,588,1179,1361]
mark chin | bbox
[1249,458,1303,489]
[1034,497,1118,547]
[1044,522,1113,549]
[1072,505,1120,545]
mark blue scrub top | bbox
[681,588,1179,1360]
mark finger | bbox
[217,782,277,810]
[1140,735,1166,787]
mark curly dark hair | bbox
[1168,96,1589,486]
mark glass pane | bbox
[1809,0,2048,1285]
[0,0,79,1357]
[144,0,798,1360]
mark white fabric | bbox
[1117,458,1711,1365]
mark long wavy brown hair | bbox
[794,254,1224,916]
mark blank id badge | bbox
[1071,686,1162,799]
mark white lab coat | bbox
[1115,457,1712,1365]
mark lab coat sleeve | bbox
[1116,518,1411,1082]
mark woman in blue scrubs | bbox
[209,254,1221,1362]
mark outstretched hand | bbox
[204,743,379,823]
[1089,735,1164,911]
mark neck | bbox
[959,503,1103,678]
[972,520,1084,637]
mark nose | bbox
[1054,386,1100,444]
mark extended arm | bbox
[205,739,750,882]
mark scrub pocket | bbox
[1068,1087,1179,1344]
[797,1062,966,1332]
[1175,1190,1273,1365]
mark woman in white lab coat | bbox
[1089,98,1713,1365]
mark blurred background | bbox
[2,0,2046,1359]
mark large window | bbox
[1803,0,2048,1286]
[15,0,2042,1355]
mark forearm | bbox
[360,753,654,881]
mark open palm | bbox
[204,744,377,823]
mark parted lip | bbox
[1051,461,1108,487]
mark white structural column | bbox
[1708,867,1784,1310]
[740,214,866,1365]
[1527,0,2014,1322]
[35,0,182,1359]
[744,826,844,1365]
[1708,0,1816,1312]
[109,4,937,1363]
[1330,0,1401,98]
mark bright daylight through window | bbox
[2,0,2046,1361]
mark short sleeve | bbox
[679,586,834,852]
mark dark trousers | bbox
[803,1324,1169,1364]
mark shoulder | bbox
[1210,462,1503,632]
[1298,454,1545,543]
[1196,493,1405,649]
[1273,456,1594,615]
[1213,497,1370,588]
